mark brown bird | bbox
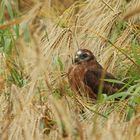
[68,49,123,99]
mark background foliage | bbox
[0,0,140,139]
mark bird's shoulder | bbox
[84,67,117,84]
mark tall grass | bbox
[0,0,140,140]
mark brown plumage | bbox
[68,49,123,99]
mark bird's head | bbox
[74,49,96,64]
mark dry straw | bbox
[0,0,140,140]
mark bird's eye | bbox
[80,53,88,59]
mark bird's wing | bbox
[83,69,122,95]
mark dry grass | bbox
[0,0,140,140]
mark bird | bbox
[68,49,123,100]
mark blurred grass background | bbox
[0,0,140,139]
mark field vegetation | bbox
[0,0,140,139]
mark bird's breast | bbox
[68,64,96,98]
[68,64,86,87]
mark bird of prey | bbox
[68,49,123,99]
